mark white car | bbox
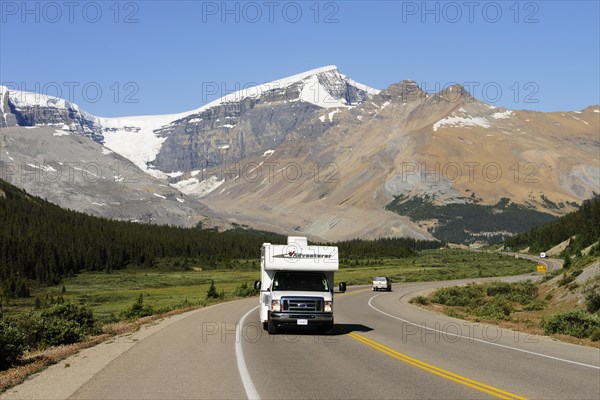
[372,276,392,291]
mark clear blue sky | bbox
[1,1,599,116]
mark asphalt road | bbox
[5,256,599,400]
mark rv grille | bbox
[282,297,323,313]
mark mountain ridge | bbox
[1,67,598,242]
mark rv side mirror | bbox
[338,282,346,293]
[254,280,261,291]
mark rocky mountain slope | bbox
[200,81,599,242]
[0,126,218,227]
[1,68,598,242]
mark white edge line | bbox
[236,305,261,400]
[368,294,600,370]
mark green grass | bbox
[337,250,535,285]
[4,269,259,323]
[2,250,536,323]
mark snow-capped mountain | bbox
[1,66,378,179]
[2,68,598,242]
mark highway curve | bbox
[3,257,599,400]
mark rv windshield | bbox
[272,272,329,292]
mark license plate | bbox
[297,319,308,325]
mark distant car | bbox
[540,252,547,258]
[372,276,392,291]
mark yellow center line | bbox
[347,332,528,400]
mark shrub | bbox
[41,302,95,333]
[585,283,600,313]
[123,294,155,319]
[541,310,600,339]
[430,284,484,307]
[28,303,98,347]
[0,319,26,370]
[206,280,219,299]
[233,282,256,298]
[506,281,538,304]
[486,282,512,296]
[523,300,546,311]
[474,298,512,320]
[410,295,429,305]
[37,317,88,347]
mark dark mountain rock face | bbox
[0,86,103,142]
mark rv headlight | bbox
[271,300,281,312]
[324,300,333,313]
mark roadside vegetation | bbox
[413,243,600,345]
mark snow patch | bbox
[53,130,70,136]
[491,110,513,119]
[26,163,57,172]
[153,193,167,199]
[327,109,340,122]
[263,150,275,157]
[165,171,184,178]
[433,115,490,131]
[101,148,113,155]
[100,115,171,173]
[299,74,349,109]
[571,116,589,125]
[171,176,224,197]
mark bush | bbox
[123,294,155,319]
[410,295,429,305]
[430,284,484,307]
[523,300,546,311]
[585,283,600,313]
[0,319,26,370]
[474,298,512,320]
[41,303,95,333]
[541,310,600,339]
[505,281,538,304]
[36,317,89,347]
[206,280,219,299]
[486,282,512,296]
[25,303,98,347]
[232,282,256,298]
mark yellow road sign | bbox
[536,264,547,273]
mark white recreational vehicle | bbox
[254,236,346,334]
